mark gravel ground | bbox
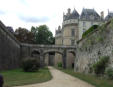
[15,66,95,87]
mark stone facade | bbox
[55,8,103,68]
[55,8,104,46]
[0,21,20,70]
[55,8,113,69]
[21,43,76,68]
[74,20,113,73]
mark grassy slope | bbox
[1,67,52,87]
[57,67,113,87]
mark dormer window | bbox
[90,15,94,20]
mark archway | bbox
[31,50,40,58]
[66,50,76,68]
[43,50,63,67]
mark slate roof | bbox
[80,8,101,21]
[105,12,113,21]
[63,9,79,21]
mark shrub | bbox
[21,57,40,72]
[105,67,113,79]
[92,56,109,75]
[57,62,62,67]
[82,25,98,38]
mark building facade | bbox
[55,8,113,68]
[55,8,105,45]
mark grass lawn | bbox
[56,67,113,87]
[0,67,52,87]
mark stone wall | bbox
[74,20,113,73]
[0,21,20,70]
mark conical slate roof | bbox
[105,12,113,21]
[80,8,101,21]
[64,9,79,21]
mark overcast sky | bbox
[0,0,113,35]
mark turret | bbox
[101,11,104,20]
[67,8,71,15]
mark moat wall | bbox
[0,21,20,70]
[74,20,113,73]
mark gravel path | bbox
[15,66,95,87]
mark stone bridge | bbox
[21,43,76,68]
[0,20,76,70]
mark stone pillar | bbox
[40,54,44,67]
[62,49,67,69]
[44,54,49,66]
[49,54,55,66]
[40,50,45,67]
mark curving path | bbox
[15,66,95,87]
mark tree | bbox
[31,25,55,44]
[15,27,35,43]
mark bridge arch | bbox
[66,50,76,68]
[67,50,76,56]
[43,49,63,66]
[43,50,63,55]
[31,49,40,58]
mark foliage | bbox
[21,58,40,72]
[105,67,113,79]
[15,27,35,44]
[1,67,52,87]
[57,62,62,67]
[92,56,109,75]
[7,26,14,33]
[96,36,104,43]
[82,25,99,38]
[31,25,55,45]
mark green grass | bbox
[56,67,113,87]
[0,67,52,87]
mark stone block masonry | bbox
[74,20,113,73]
[0,21,20,70]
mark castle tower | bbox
[101,11,104,20]
[62,8,79,45]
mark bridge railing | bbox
[21,43,76,49]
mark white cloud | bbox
[0,0,113,35]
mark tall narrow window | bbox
[91,21,93,26]
[83,28,86,33]
[71,29,75,36]
[83,21,86,27]
[71,40,75,45]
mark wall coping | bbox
[0,21,20,45]
[21,43,76,49]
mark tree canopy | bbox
[15,27,35,44]
[31,25,55,45]
[14,25,55,45]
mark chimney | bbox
[101,11,104,20]
[67,8,71,14]
[58,26,61,30]
[63,12,65,21]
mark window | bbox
[71,40,75,45]
[83,21,86,27]
[71,29,75,36]
[83,28,86,33]
[91,22,93,26]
